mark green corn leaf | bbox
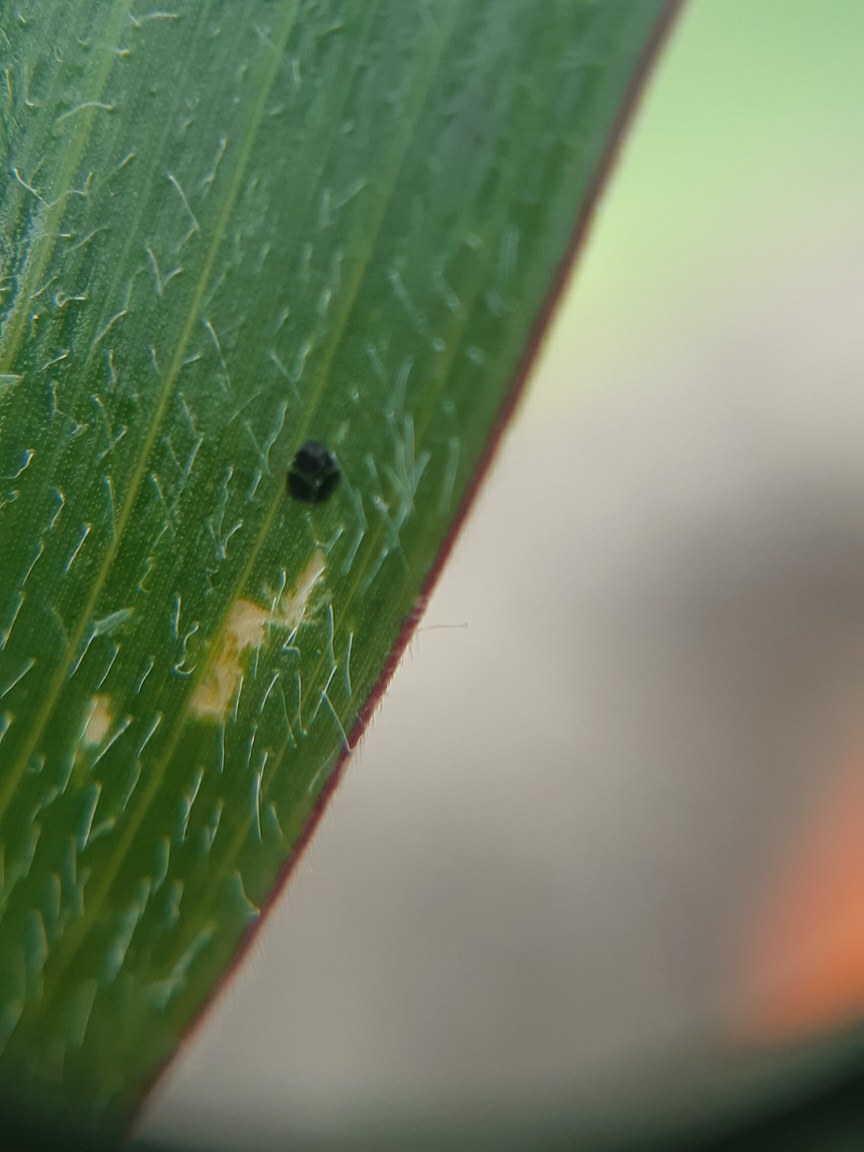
[0,0,679,1141]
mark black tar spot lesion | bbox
[287,440,340,504]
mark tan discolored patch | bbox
[190,600,269,721]
[82,695,113,746]
[191,550,326,722]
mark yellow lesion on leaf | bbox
[191,550,326,721]
[82,695,113,746]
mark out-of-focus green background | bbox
[544,0,864,388]
[138,3,864,1149]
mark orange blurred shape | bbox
[730,758,864,1044]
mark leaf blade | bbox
[0,0,679,1135]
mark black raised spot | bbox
[287,440,340,504]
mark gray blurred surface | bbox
[137,221,864,1148]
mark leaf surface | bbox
[0,0,677,1136]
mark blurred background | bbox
[138,1,864,1147]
